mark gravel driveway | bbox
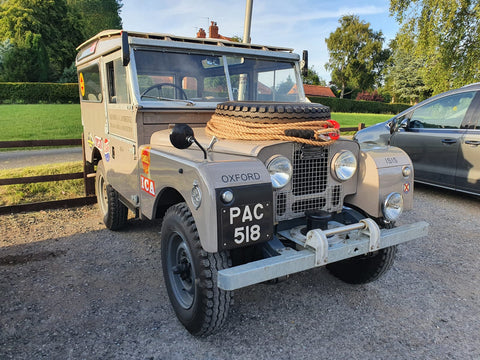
[1,185,479,360]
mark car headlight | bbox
[332,150,357,181]
[267,156,292,189]
[382,192,403,221]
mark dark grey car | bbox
[355,83,480,195]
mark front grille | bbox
[274,145,343,221]
[292,147,328,195]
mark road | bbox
[0,147,82,170]
[0,185,479,359]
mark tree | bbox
[390,0,480,94]
[67,0,122,40]
[302,67,327,86]
[325,15,390,98]
[0,32,49,82]
[0,0,83,80]
[384,30,431,104]
[0,0,122,82]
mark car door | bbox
[456,94,480,193]
[390,90,477,188]
[102,54,138,204]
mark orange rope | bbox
[206,114,340,146]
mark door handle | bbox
[465,140,480,146]
[441,138,457,144]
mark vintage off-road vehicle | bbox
[76,30,428,336]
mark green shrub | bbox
[0,82,79,104]
[309,96,410,115]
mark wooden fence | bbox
[0,123,366,215]
[0,138,96,215]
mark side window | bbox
[106,59,130,104]
[410,91,476,129]
[78,64,102,102]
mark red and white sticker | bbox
[94,136,102,150]
[403,182,410,194]
[141,175,156,196]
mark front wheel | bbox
[161,203,233,336]
[326,246,398,284]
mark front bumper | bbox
[217,220,429,290]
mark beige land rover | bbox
[76,30,428,336]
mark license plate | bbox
[220,201,273,250]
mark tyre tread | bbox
[162,203,232,336]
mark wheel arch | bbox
[153,187,185,219]
[91,147,102,166]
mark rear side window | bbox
[78,64,102,102]
[410,91,476,129]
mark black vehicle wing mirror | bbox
[170,124,207,159]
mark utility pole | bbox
[238,0,253,100]
[242,0,253,43]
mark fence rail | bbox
[0,123,366,215]
[0,138,96,215]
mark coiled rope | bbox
[206,114,340,146]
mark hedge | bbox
[309,96,410,115]
[0,82,79,104]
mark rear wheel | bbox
[95,160,128,230]
[161,203,233,336]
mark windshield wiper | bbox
[140,95,196,106]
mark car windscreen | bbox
[133,50,304,104]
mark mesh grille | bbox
[292,148,328,195]
[274,145,343,221]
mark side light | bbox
[382,192,403,221]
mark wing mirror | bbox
[170,124,207,159]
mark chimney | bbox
[209,21,219,38]
[196,28,206,38]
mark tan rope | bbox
[206,114,340,146]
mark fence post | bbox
[358,123,365,130]
[82,135,96,196]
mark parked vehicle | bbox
[76,30,428,336]
[355,84,480,195]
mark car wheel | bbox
[161,203,233,336]
[95,160,128,230]
[326,245,397,284]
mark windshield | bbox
[133,49,305,106]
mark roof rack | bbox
[77,29,293,53]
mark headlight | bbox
[267,156,292,189]
[332,150,357,181]
[382,192,403,221]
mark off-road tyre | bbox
[326,245,398,284]
[95,160,128,230]
[161,203,233,336]
[215,101,331,122]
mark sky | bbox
[120,0,399,82]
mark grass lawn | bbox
[332,112,392,127]
[0,162,84,205]
[0,104,393,142]
[0,104,82,141]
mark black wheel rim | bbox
[166,231,195,309]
